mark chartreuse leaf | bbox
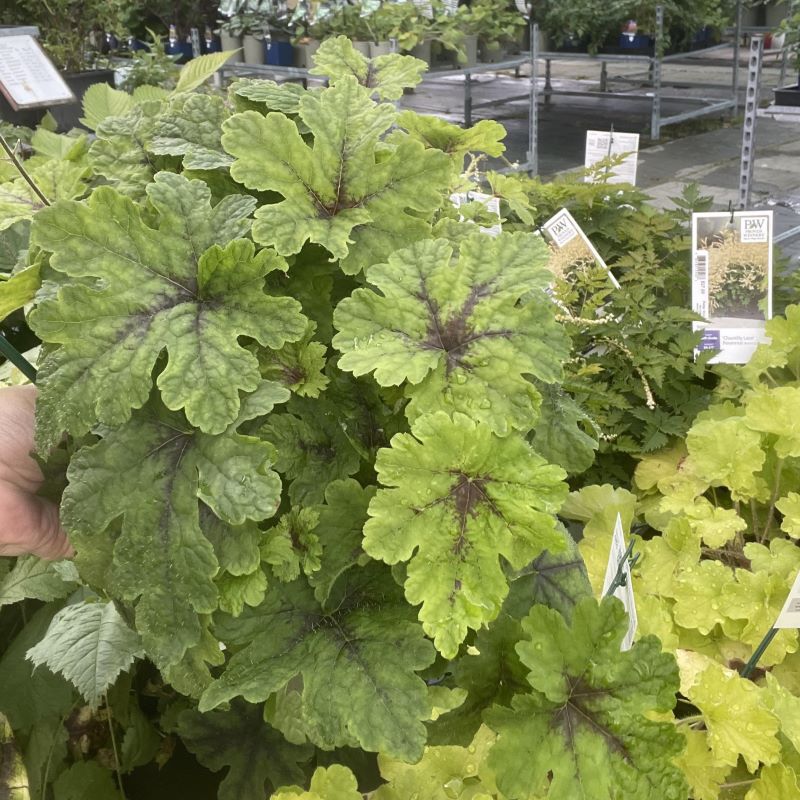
[178,702,311,800]
[746,764,800,800]
[173,50,233,94]
[26,599,144,709]
[674,728,730,800]
[486,598,685,800]
[272,765,361,800]
[764,673,800,755]
[0,557,77,608]
[0,711,30,800]
[79,83,135,130]
[62,387,287,667]
[201,565,435,762]
[686,415,766,500]
[636,517,700,599]
[222,77,450,274]
[0,262,40,320]
[671,560,734,635]
[778,492,800,538]
[374,726,497,800]
[149,93,233,169]
[30,171,306,448]
[745,387,800,459]
[309,36,425,100]
[333,233,568,435]
[0,160,87,231]
[364,412,568,658]
[744,304,800,384]
[560,483,636,594]
[397,111,506,163]
[677,651,780,771]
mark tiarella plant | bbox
[0,34,795,800]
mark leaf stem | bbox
[761,458,784,542]
[106,698,127,800]
[0,133,50,207]
[673,713,704,726]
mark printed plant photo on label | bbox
[696,216,769,322]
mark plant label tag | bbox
[584,130,640,185]
[775,570,800,628]
[443,0,458,13]
[601,513,638,651]
[0,35,75,110]
[413,0,435,19]
[450,191,502,236]
[514,0,530,15]
[691,211,772,365]
[541,208,621,289]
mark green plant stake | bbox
[740,627,779,679]
[0,333,37,383]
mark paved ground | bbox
[399,44,800,265]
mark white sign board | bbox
[0,35,74,109]
[691,210,772,364]
[601,513,638,651]
[774,569,800,629]
[584,130,640,185]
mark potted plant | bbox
[775,6,800,105]
[468,0,526,62]
[367,2,430,58]
[217,14,246,61]
[0,0,115,130]
[292,11,331,68]
[324,4,373,56]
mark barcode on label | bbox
[695,251,708,281]
[789,598,800,613]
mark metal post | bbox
[528,21,539,176]
[650,5,664,140]
[190,27,202,58]
[738,35,764,209]
[732,0,742,114]
[544,58,552,106]
[464,71,472,127]
[600,61,608,92]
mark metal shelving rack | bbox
[219,1,744,175]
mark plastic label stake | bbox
[601,513,638,651]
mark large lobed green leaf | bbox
[486,598,686,800]
[334,232,568,435]
[364,411,568,658]
[201,564,435,762]
[62,384,287,666]
[222,77,451,274]
[30,171,306,449]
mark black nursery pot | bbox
[0,68,115,131]
[774,84,800,107]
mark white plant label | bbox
[541,208,621,289]
[0,35,74,109]
[775,569,800,629]
[450,191,502,237]
[691,211,773,364]
[514,0,530,15]
[442,0,458,14]
[584,130,640,186]
[601,513,638,651]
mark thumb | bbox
[0,485,74,560]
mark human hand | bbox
[0,384,73,559]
